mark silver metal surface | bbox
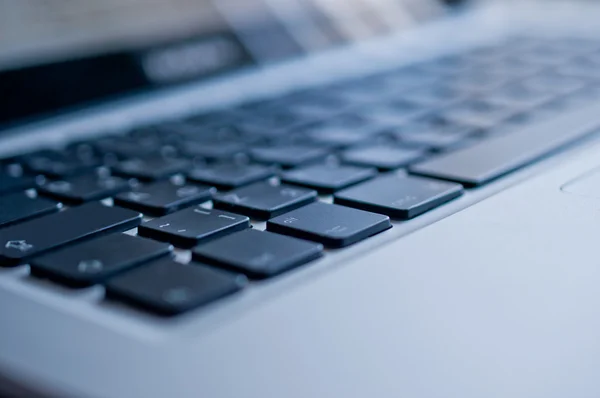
[3,2,600,397]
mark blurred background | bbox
[0,0,542,126]
[0,0,453,71]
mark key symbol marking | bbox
[176,186,199,197]
[4,240,34,253]
[123,159,144,170]
[162,287,192,304]
[283,217,298,224]
[77,259,104,274]
[193,209,210,215]
[127,192,151,202]
[223,194,247,204]
[392,196,418,207]
[280,188,300,197]
[48,181,72,193]
[249,252,275,267]
[99,177,120,189]
[325,225,348,234]
[159,223,171,228]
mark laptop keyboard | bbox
[3,36,600,316]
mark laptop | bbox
[2,0,600,396]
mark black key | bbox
[341,145,425,170]
[285,93,352,118]
[520,73,586,96]
[0,173,38,194]
[302,126,373,149]
[93,136,163,159]
[0,193,61,228]
[267,202,391,248]
[403,85,465,107]
[439,99,519,129]
[193,229,323,279]
[366,99,428,125]
[23,151,100,178]
[485,83,554,109]
[188,163,275,190]
[114,181,215,216]
[249,145,330,169]
[0,203,142,266]
[112,157,191,181]
[318,113,382,135]
[138,206,249,248]
[334,175,463,219]
[181,140,246,161]
[409,109,600,187]
[449,71,509,94]
[389,117,477,138]
[38,174,130,204]
[30,234,171,287]
[237,110,309,136]
[399,131,475,152]
[281,164,377,193]
[105,258,245,316]
[213,182,317,220]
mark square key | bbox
[112,157,191,181]
[105,258,246,316]
[38,174,131,204]
[267,202,391,248]
[188,163,275,190]
[138,206,250,248]
[334,174,463,220]
[193,229,323,279]
[114,181,215,216]
[30,234,171,287]
[249,145,330,169]
[0,192,61,228]
[281,164,377,194]
[341,145,425,171]
[213,182,317,220]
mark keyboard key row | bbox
[30,234,171,287]
[138,207,250,248]
[0,203,142,266]
[3,35,596,318]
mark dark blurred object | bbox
[0,0,447,129]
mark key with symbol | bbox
[105,258,246,315]
[267,201,392,248]
[138,206,250,248]
[112,157,192,181]
[0,192,61,228]
[30,234,171,287]
[212,182,317,220]
[280,163,377,193]
[334,174,464,219]
[187,163,275,190]
[38,173,131,204]
[0,203,142,266]
[114,181,215,216]
[249,144,330,169]
[193,229,323,279]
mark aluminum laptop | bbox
[2,1,600,397]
